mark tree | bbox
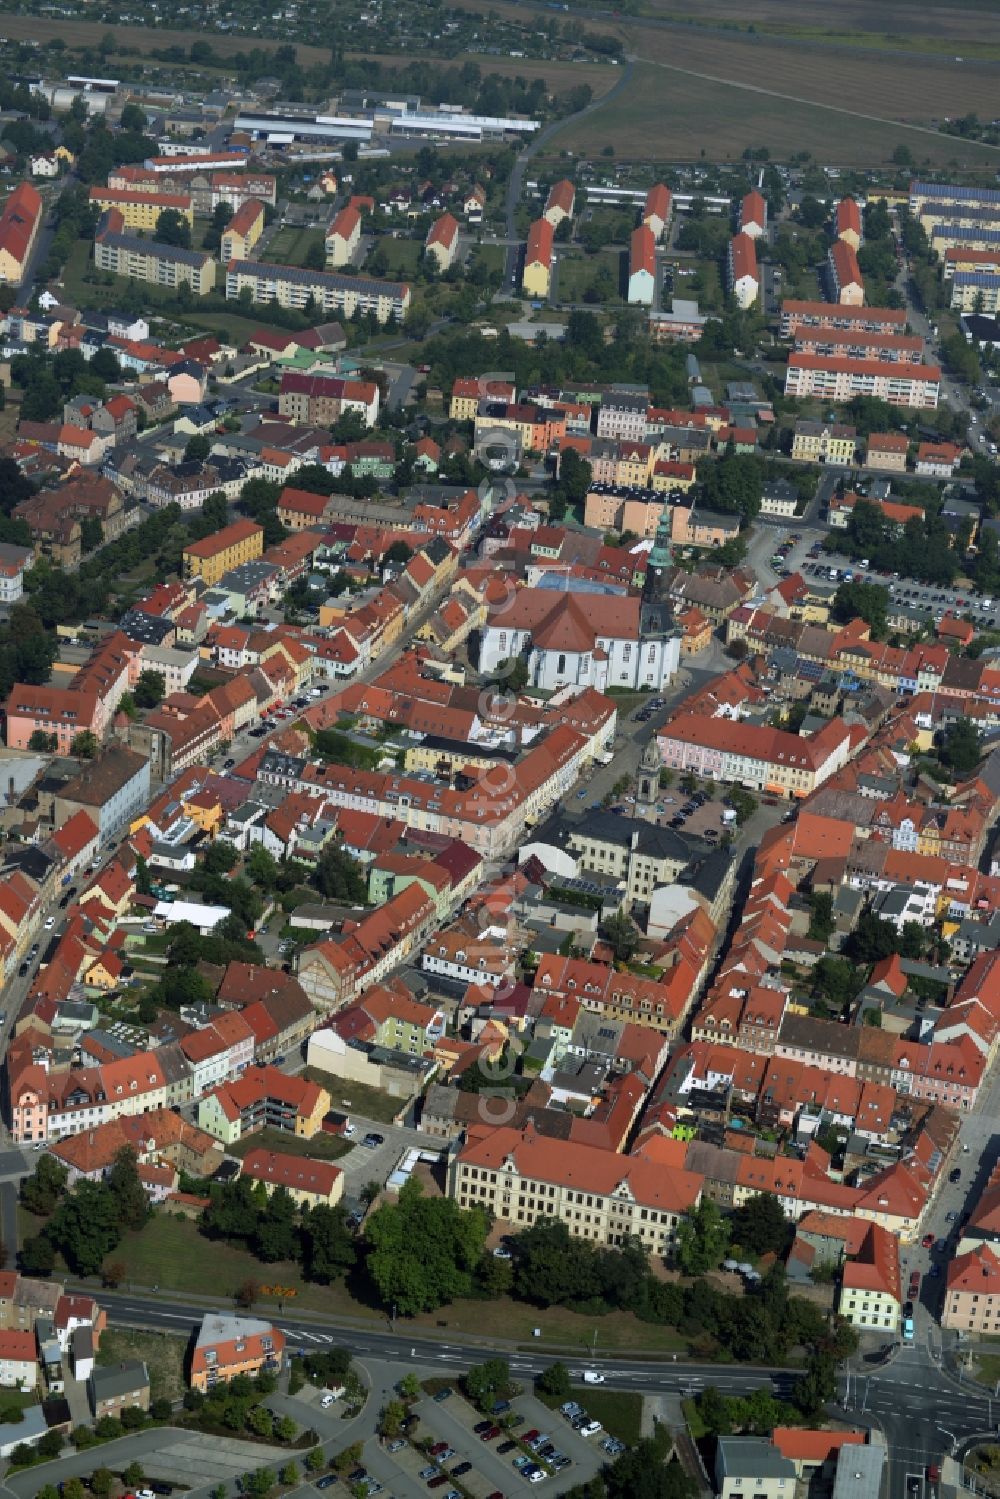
[89,1468,114,1498]
[19,1235,55,1276]
[675,1198,730,1274]
[365,1177,489,1315]
[280,1462,300,1485]
[236,1277,260,1309]
[731,1193,792,1257]
[156,208,191,248]
[465,1358,512,1411]
[793,1349,837,1417]
[605,1445,695,1499]
[37,1430,64,1459]
[379,1399,406,1438]
[80,516,103,553]
[184,432,211,462]
[247,844,278,890]
[938,717,982,774]
[313,841,366,903]
[398,1371,421,1400]
[696,1385,733,1436]
[300,1204,356,1284]
[20,1154,68,1216]
[306,1447,325,1472]
[103,1260,127,1289]
[90,346,121,382]
[727,788,757,825]
[254,1187,298,1263]
[107,1146,149,1231]
[27,729,56,751]
[201,838,239,875]
[604,908,640,964]
[536,1361,571,1400]
[832,579,889,639]
[276,1415,297,1442]
[45,1179,123,1275]
[71,730,98,758]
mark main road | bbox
[100,1287,800,1397]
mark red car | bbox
[921,1233,935,1248]
[909,1271,921,1297]
[480,1426,502,1442]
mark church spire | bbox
[644,501,673,601]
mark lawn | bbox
[371,237,424,276]
[554,249,624,306]
[105,1216,693,1352]
[97,1328,188,1403]
[266,226,326,268]
[302,1068,412,1125]
[536,1386,643,1445]
[228,1126,352,1163]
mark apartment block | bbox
[88,188,194,230]
[94,233,216,295]
[785,354,940,409]
[225,260,410,323]
[522,217,554,298]
[325,204,361,268]
[221,199,265,263]
[183,518,264,586]
[728,232,759,310]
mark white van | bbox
[583,1371,605,1385]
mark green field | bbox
[266,225,327,268]
[554,249,624,305]
[371,237,425,276]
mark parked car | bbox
[362,1132,385,1148]
[433,1387,453,1402]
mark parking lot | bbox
[343,1382,605,1499]
[800,557,997,629]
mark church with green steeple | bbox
[639,500,680,674]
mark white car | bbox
[321,1393,336,1408]
[43,916,55,929]
[580,1421,603,1437]
[582,1370,605,1385]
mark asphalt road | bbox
[101,1289,800,1397]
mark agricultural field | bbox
[554,58,1000,167]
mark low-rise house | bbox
[715,1439,795,1499]
[87,1360,150,1417]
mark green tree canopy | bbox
[365,1178,489,1315]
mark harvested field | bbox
[0,13,329,63]
[556,59,1000,167]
